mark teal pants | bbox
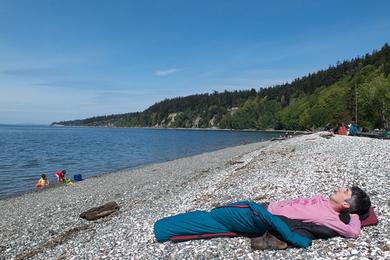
[153,201,312,248]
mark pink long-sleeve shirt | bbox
[267,195,361,238]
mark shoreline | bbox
[0,133,388,259]
[0,128,306,201]
[0,135,284,202]
[50,124,312,135]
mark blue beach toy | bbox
[73,174,83,182]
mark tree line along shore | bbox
[53,43,390,133]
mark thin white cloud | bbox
[154,68,180,76]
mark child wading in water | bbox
[56,169,74,186]
[56,170,66,182]
[35,174,49,189]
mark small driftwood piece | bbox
[80,201,120,221]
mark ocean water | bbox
[0,125,284,199]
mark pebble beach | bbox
[0,132,389,259]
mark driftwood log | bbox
[80,201,120,220]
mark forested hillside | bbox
[53,44,390,130]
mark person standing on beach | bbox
[35,174,49,189]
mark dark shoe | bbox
[251,232,288,251]
[80,201,120,220]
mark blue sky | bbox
[1,0,389,124]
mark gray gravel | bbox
[0,132,389,259]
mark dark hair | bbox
[339,186,371,224]
[41,174,46,179]
[62,170,66,174]
[347,186,371,216]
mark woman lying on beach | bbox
[154,186,371,249]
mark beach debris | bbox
[15,224,93,260]
[383,243,390,251]
[228,160,245,165]
[80,201,120,221]
[271,137,287,141]
[319,132,334,139]
[252,195,267,202]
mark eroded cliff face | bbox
[209,115,217,127]
[166,113,178,127]
[155,112,212,128]
[154,113,178,127]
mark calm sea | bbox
[0,125,284,199]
